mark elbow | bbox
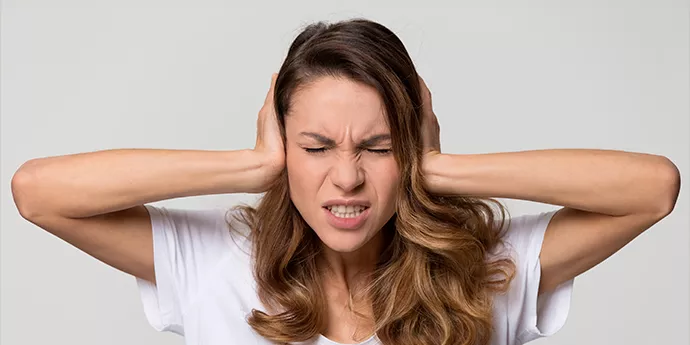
[11,159,42,220]
[654,156,681,217]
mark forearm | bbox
[423,149,679,216]
[12,148,269,218]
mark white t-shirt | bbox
[136,205,573,345]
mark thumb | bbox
[264,73,278,105]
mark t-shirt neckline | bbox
[316,333,378,345]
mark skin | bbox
[282,76,401,341]
[283,76,398,288]
[418,77,680,294]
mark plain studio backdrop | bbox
[1,1,688,344]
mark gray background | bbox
[2,1,688,344]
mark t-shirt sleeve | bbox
[135,205,235,335]
[502,209,575,344]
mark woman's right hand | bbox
[252,73,285,192]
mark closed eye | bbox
[304,147,328,154]
[367,148,392,155]
[303,147,392,155]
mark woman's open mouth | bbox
[323,205,370,230]
[326,205,367,218]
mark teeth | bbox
[327,205,367,218]
[327,205,366,213]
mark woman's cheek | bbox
[380,159,400,195]
[370,157,398,178]
[290,156,331,192]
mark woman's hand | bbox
[418,75,446,194]
[253,73,285,192]
[418,75,441,157]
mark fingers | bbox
[264,73,278,105]
[417,75,432,106]
[258,73,278,140]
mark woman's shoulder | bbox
[488,209,559,259]
[145,204,254,260]
[136,205,257,333]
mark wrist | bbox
[248,149,285,193]
[422,151,447,194]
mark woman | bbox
[11,18,680,345]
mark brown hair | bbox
[232,18,515,345]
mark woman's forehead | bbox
[286,77,389,138]
[289,77,384,118]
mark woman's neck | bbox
[319,227,386,291]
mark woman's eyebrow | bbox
[299,132,335,146]
[298,132,391,146]
[358,134,391,147]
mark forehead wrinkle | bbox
[286,76,390,146]
[299,131,391,148]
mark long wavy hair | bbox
[232,18,516,345]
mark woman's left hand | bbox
[418,75,441,157]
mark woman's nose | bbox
[330,158,364,192]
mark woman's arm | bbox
[11,148,275,284]
[13,74,283,219]
[10,74,283,284]
[423,149,680,294]
[423,149,679,217]
[12,148,273,219]
[417,76,680,294]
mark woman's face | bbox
[284,76,399,253]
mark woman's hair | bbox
[232,18,516,345]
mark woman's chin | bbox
[318,231,370,253]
